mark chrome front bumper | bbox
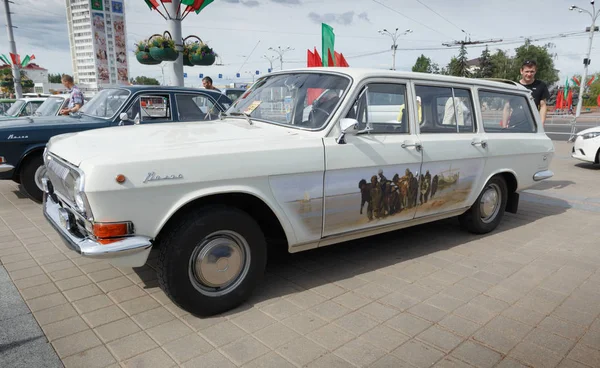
[43,193,153,267]
[0,163,15,173]
[533,169,554,181]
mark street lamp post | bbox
[570,2,600,118]
[268,46,294,70]
[262,54,277,72]
[378,28,412,70]
[3,0,22,98]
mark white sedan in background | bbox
[571,126,600,164]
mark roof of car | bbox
[15,97,47,102]
[114,85,226,98]
[267,67,529,92]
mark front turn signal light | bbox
[93,222,132,239]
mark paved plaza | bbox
[1,141,599,368]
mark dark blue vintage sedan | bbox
[0,85,232,202]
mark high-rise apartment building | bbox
[65,0,129,92]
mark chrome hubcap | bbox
[189,230,250,297]
[479,183,501,223]
[34,165,47,191]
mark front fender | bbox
[154,185,298,246]
[16,143,47,172]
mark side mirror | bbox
[337,118,359,144]
[118,112,129,126]
[340,118,358,133]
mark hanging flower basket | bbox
[134,40,161,65]
[182,42,195,67]
[184,35,216,66]
[148,31,178,62]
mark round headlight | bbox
[73,176,85,212]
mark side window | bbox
[478,91,536,133]
[176,94,219,121]
[125,94,171,123]
[346,82,409,134]
[416,85,475,133]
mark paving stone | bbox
[106,331,157,361]
[122,347,176,368]
[567,343,600,368]
[182,350,236,368]
[509,341,563,368]
[93,318,141,344]
[416,325,464,353]
[387,313,432,337]
[42,315,90,341]
[281,310,328,335]
[162,334,213,364]
[450,341,503,368]
[392,339,445,368]
[244,351,296,368]
[538,315,588,340]
[333,310,379,336]
[62,345,117,368]
[333,338,387,367]
[276,336,328,367]
[82,305,127,328]
[52,329,102,359]
[438,314,481,338]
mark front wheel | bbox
[20,154,44,203]
[459,176,508,234]
[157,206,267,316]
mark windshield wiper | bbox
[229,112,253,125]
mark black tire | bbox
[459,175,508,234]
[157,205,267,317]
[20,153,44,203]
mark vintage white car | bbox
[571,125,600,164]
[41,68,555,316]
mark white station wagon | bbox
[41,68,555,316]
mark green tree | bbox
[48,73,62,83]
[512,39,559,86]
[412,54,439,74]
[476,46,493,78]
[448,44,470,77]
[0,69,34,94]
[130,76,160,85]
[489,49,514,80]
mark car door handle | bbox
[471,139,487,148]
[402,141,422,151]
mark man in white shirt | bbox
[442,97,469,126]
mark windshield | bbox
[226,72,350,130]
[35,97,65,116]
[4,100,25,116]
[0,102,13,114]
[80,88,130,118]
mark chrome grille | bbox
[46,158,76,203]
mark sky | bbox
[0,0,597,87]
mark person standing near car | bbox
[59,74,85,115]
[202,76,220,92]
[518,60,550,125]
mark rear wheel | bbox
[20,153,44,203]
[157,206,267,316]
[459,175,508,234]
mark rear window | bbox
[478,90,537,133]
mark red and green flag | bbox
[183,0,214,14]
[144,0,160,9]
